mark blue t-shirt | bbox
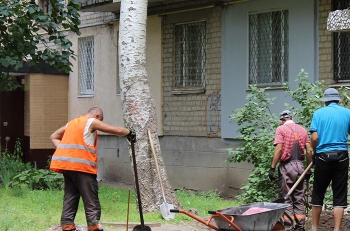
[310,103,350,153]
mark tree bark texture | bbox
[118,0,182,212]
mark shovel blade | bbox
[160,202,175,220]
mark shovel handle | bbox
[284,162,313,199]
[148,129,166,197]
[130,140,146,227]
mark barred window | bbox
[333,0,350,82]
[249,10,289,86]
[174,21,206,89]
[79,37,94,95]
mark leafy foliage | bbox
[0,139,31,189]
[0,0,81,90]
[11,168,63,190]
[0,138,63,190]
[227,85,280,203]
[227,69,350,204]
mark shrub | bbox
[227,69,350,205]
[0,139,31,189]
[11,168,63,190]
[0,138,63,190]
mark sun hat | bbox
[321,88,341,102]
[279,110,292,120]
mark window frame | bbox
[248,9,289,87]
[78,36,95,96]
[172,20,206,94]
[332,0,350,82]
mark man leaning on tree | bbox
[49,107,136,231]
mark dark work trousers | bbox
[61,170,101,230]
[311,152,349,207]
[279,160,306,230]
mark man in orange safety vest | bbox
[50,107,136,231]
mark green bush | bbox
[0,138,63,190]
[11,168,63,190]
[227,69,350,205]
[0,139,31,189]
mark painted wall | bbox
[67,14,163,135]
[97,135,250,196]
[221,0,318,138]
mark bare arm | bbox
[90,119,130,136]
[305,142,313,166]
[50,126,66,148]
[271,143,283,168]
[311,132,318,155]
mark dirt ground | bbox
[305,211,350,231]
[44,212,350,231]
[44,221,212,231]
[44,182,350,231]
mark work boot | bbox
[61,224,76,231]
[283,220,293,230]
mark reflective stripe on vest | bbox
[50,116,98,174]
[51,156,97,168]
[57,144,97,154]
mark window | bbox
[174,21,206,89]
[333,0,350,82]
[79,37,94,95]
[249,10,289,86]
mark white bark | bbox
[118,0,181,212]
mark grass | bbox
[0,185,240,231]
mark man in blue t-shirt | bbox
[309,88,350,231]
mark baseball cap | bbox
[321,88,341,102]
[279,110,292,120]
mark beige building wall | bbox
[24,74,68,149]
[319,0,333,85]
[67,13,163,134]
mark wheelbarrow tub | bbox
[212,202,289,231]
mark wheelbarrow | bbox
[170,202,290,231]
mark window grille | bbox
[79,37,94,95]
[174,21,206,89]
[249,10,289,86]
[333,0,350,81]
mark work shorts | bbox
[311,151,349,207]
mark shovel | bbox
[273,162,313,203]
[130,139,152,231]
[147,128,175,220]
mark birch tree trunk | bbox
[118,0,182,212]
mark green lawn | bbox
[0,185,239,231]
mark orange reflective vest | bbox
[50,116,99,175]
